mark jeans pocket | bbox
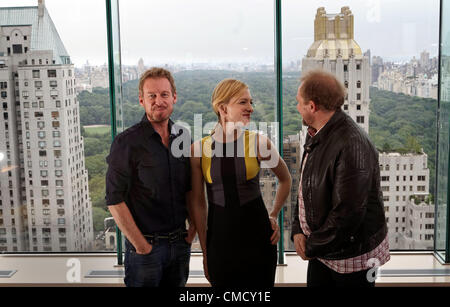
[132,248,153,256]
[130,245,161,266]
[125,250,163,287]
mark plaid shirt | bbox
[298,128,390,274]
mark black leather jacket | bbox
[291,109,388,260]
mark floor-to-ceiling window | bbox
[0,0,111,253]
[115,0,277,254]
[1,0,448,263]
[436,0,450,263]
[281,0,440,252]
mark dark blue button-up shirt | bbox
[105,115,191,234]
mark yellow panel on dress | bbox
[244,131,260,181]
[201,132,260,184]
[201,136,213,184]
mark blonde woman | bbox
[189,79,292,287]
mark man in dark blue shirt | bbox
[105,67,195,287]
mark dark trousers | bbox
[307,259,375,287]
[124,238,191,287]
[208,254,277,288]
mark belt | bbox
[143,228,188,244]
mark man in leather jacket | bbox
[291,69,390,287]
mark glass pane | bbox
[0,0,111,252]
[436,0,450,262]
[106,0,124,255]
[282,0,439,251]
[119,0,276,253]
[108,0,124,135]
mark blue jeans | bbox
[124,238,191,287]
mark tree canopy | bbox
[78,70,438,231]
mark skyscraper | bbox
[379,152,433,249]
[282,134,301,250]
[420,50,430,69]
[0,0,93,252]
[302,6,371,133]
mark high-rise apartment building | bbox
[403,199,435,249]
[260,176,277,215]
[302,6,371,134]
[379,153,434,249]
[281,134,301,250]
[371,56,384,86]
[137,58,146,78]
[420,50,430,69]
[0,1,93,252]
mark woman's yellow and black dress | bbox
[201,131,277,287]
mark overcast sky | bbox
[1,0,440,66]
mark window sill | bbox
[0,252,448,287]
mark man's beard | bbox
[149,110,171,123]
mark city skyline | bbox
[0,0,441,66]
[72,49,439,76]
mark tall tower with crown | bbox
[302,6,371,133]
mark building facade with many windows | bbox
[379,152,434,249]
[0,3,93,252]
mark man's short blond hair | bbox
[138,67,176,97]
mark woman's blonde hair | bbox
[211,78,248,121]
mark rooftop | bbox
[0,6,70,64]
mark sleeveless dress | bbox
[201,131,277,287]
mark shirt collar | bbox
[307,124,325,138]
[307,109,342,138]
[140,114,175,137]
[304,109,345,153]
